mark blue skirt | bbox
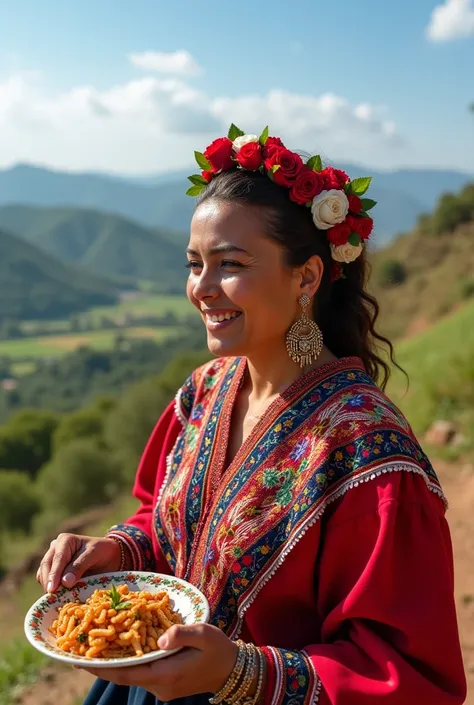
[83,679,211,705]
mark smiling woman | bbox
[36,126,466,705]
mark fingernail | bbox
[158,636,168,649]
[62,572,75,586]
[46,581,53,593]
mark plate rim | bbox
[24,570,210,669]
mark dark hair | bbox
[197,169,400,390]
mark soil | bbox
[16,459,474,705]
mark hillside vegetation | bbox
[371,182,474,339]
[0,205,187,291]
[0,229,118,322]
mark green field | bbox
[388,300,474,456]
[0,325,181,359]
[82,293,194,324]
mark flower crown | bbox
[186,124,376,281]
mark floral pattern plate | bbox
[24,571,210,668]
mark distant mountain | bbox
[0,205,187,291]
[0,163,472,245]
[0,228,118,322]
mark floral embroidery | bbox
[107,525,155,572]
[264,647,320,705]
[154,357,445,638]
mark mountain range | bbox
[0,228,118,322]
[0,205,187,291]
[1,163,473,245]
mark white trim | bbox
[231,460,447,639]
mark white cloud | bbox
[0,62,403,174]
[128,50,203,76]
[426,0,474,41]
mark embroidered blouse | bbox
[107,356,466,705]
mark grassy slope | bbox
[387,300,474,457]
[370,221,474,340]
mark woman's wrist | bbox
[107,536,133,571]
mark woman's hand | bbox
[78,623,239,700]
[36,534,123,593]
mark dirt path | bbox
[16,459,474,705]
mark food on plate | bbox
[49,583,182,659]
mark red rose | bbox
[242,554,253,566]
[237,142,263,170]
[322,166,349,190]
[263,136,284,159]
[330,262,343,282]
[202,170,213,183]
[265,148,304,186]
[232,561,241,573]
[203,137,234,173]
[348,194,362,213]
[327,222,351,246]
[350,215,373,240]
[289,167,325,205]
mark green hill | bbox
[388,300,474,458]
[370,183,474,340]
[0,205,187,291]
[0,228,118,321]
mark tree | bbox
[53,407,107,454]
[0,409,59,476]
[37,439,121,515]
[377,259,407,288]
[0,470,41,533]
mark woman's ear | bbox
[299,255,324,299]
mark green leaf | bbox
[271,164,281,173]
[306,155,322,172]
[360,197,377,211]
[115,601,132,611]
[194,151,212,171]
[348,232,361,247]
[360,211,370,218]
[228,123,245,140]
[259,126,269,145]
[347,177,372,196]
[188,174,208,186]
[186,184,205,197]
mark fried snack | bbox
[49,584,182,659]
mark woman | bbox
[37,127,467,705]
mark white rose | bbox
[311,189,349,230]
[232,134,259,153]
[330,241,363,263]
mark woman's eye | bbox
[185,261,202,270]
[221,260,243,268]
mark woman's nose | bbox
[191,268,220,301]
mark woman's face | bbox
[186,199,304,359]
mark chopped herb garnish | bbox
[77,632,87,643]
[108,583,131,611]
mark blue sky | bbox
[0,0,473,174]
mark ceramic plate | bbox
[24,571,209,668]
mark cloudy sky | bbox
[0,0,473,175]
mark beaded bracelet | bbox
[109,535,127,571]
[243,648,265,705]
[210,640,247,705]
[228,643,257,705]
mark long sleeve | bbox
[107,400,183,573]
[262,473,466,705]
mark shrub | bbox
[52,407,107,454]
[0,409,59,477]
[377,259,407,288]
[37,439,121,515]
[0,470,41,533]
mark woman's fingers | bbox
[37,540,57,592]
[60,544,97,587]
[40,534,79,593]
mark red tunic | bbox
[108,357,466,705]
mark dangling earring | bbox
[285,294,323,368]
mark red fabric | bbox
[122,404,466,705]
[123,400,183,575]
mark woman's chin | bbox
[206,334,246,358]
